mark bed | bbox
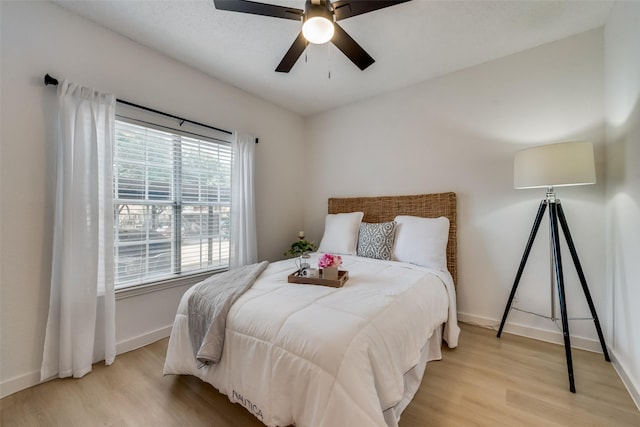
[163,192,459,427]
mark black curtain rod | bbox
[43,74,258,144]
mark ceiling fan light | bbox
[302,16,334,44]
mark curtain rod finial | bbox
[44,74,59,86]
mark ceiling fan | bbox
[213,0,411,72]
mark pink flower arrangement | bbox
[318,253,342,269]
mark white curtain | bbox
[41,80,116,381]
[229,131,258,268]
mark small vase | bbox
[322,266,339,280]
[297,253,311,272]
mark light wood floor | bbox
[2,323,638,426]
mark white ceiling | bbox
[53,0,613,116]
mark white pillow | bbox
[392,215,450,270]
[318,212,364,255]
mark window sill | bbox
[115,268,228,300]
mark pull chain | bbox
[303,17,308,64]
[328,42,331,79]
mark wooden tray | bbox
[288,270,349,288]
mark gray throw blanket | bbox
[188,261,269,367]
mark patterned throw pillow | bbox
[357,221,397,260]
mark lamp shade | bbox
[514,141,596,189]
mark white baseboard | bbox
[610,350,640,411]
[115,324,173,355]
[457,312,604,353]
[1,325,173,399]
[0,370,42,400]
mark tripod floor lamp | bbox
[497,141,610,393]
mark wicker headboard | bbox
[328,192,457,286]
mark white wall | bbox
[604,1,640,408]
[0,1,305,398]
[305,30,607,350]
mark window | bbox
[113,110,232,289]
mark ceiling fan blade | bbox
[275,32,307,73]
[213,0,303,20]
[331,23,374,70]
[332,0,411,21]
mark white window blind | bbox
[113,115,232,288]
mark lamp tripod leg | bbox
[550,202,576,393]
[497,200,547,338]
[556,203,611,362]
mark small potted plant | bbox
[283,231,317,257]
[284,231,317,272]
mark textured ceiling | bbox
[53,0,613,116]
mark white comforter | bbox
[163,254,459,427]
